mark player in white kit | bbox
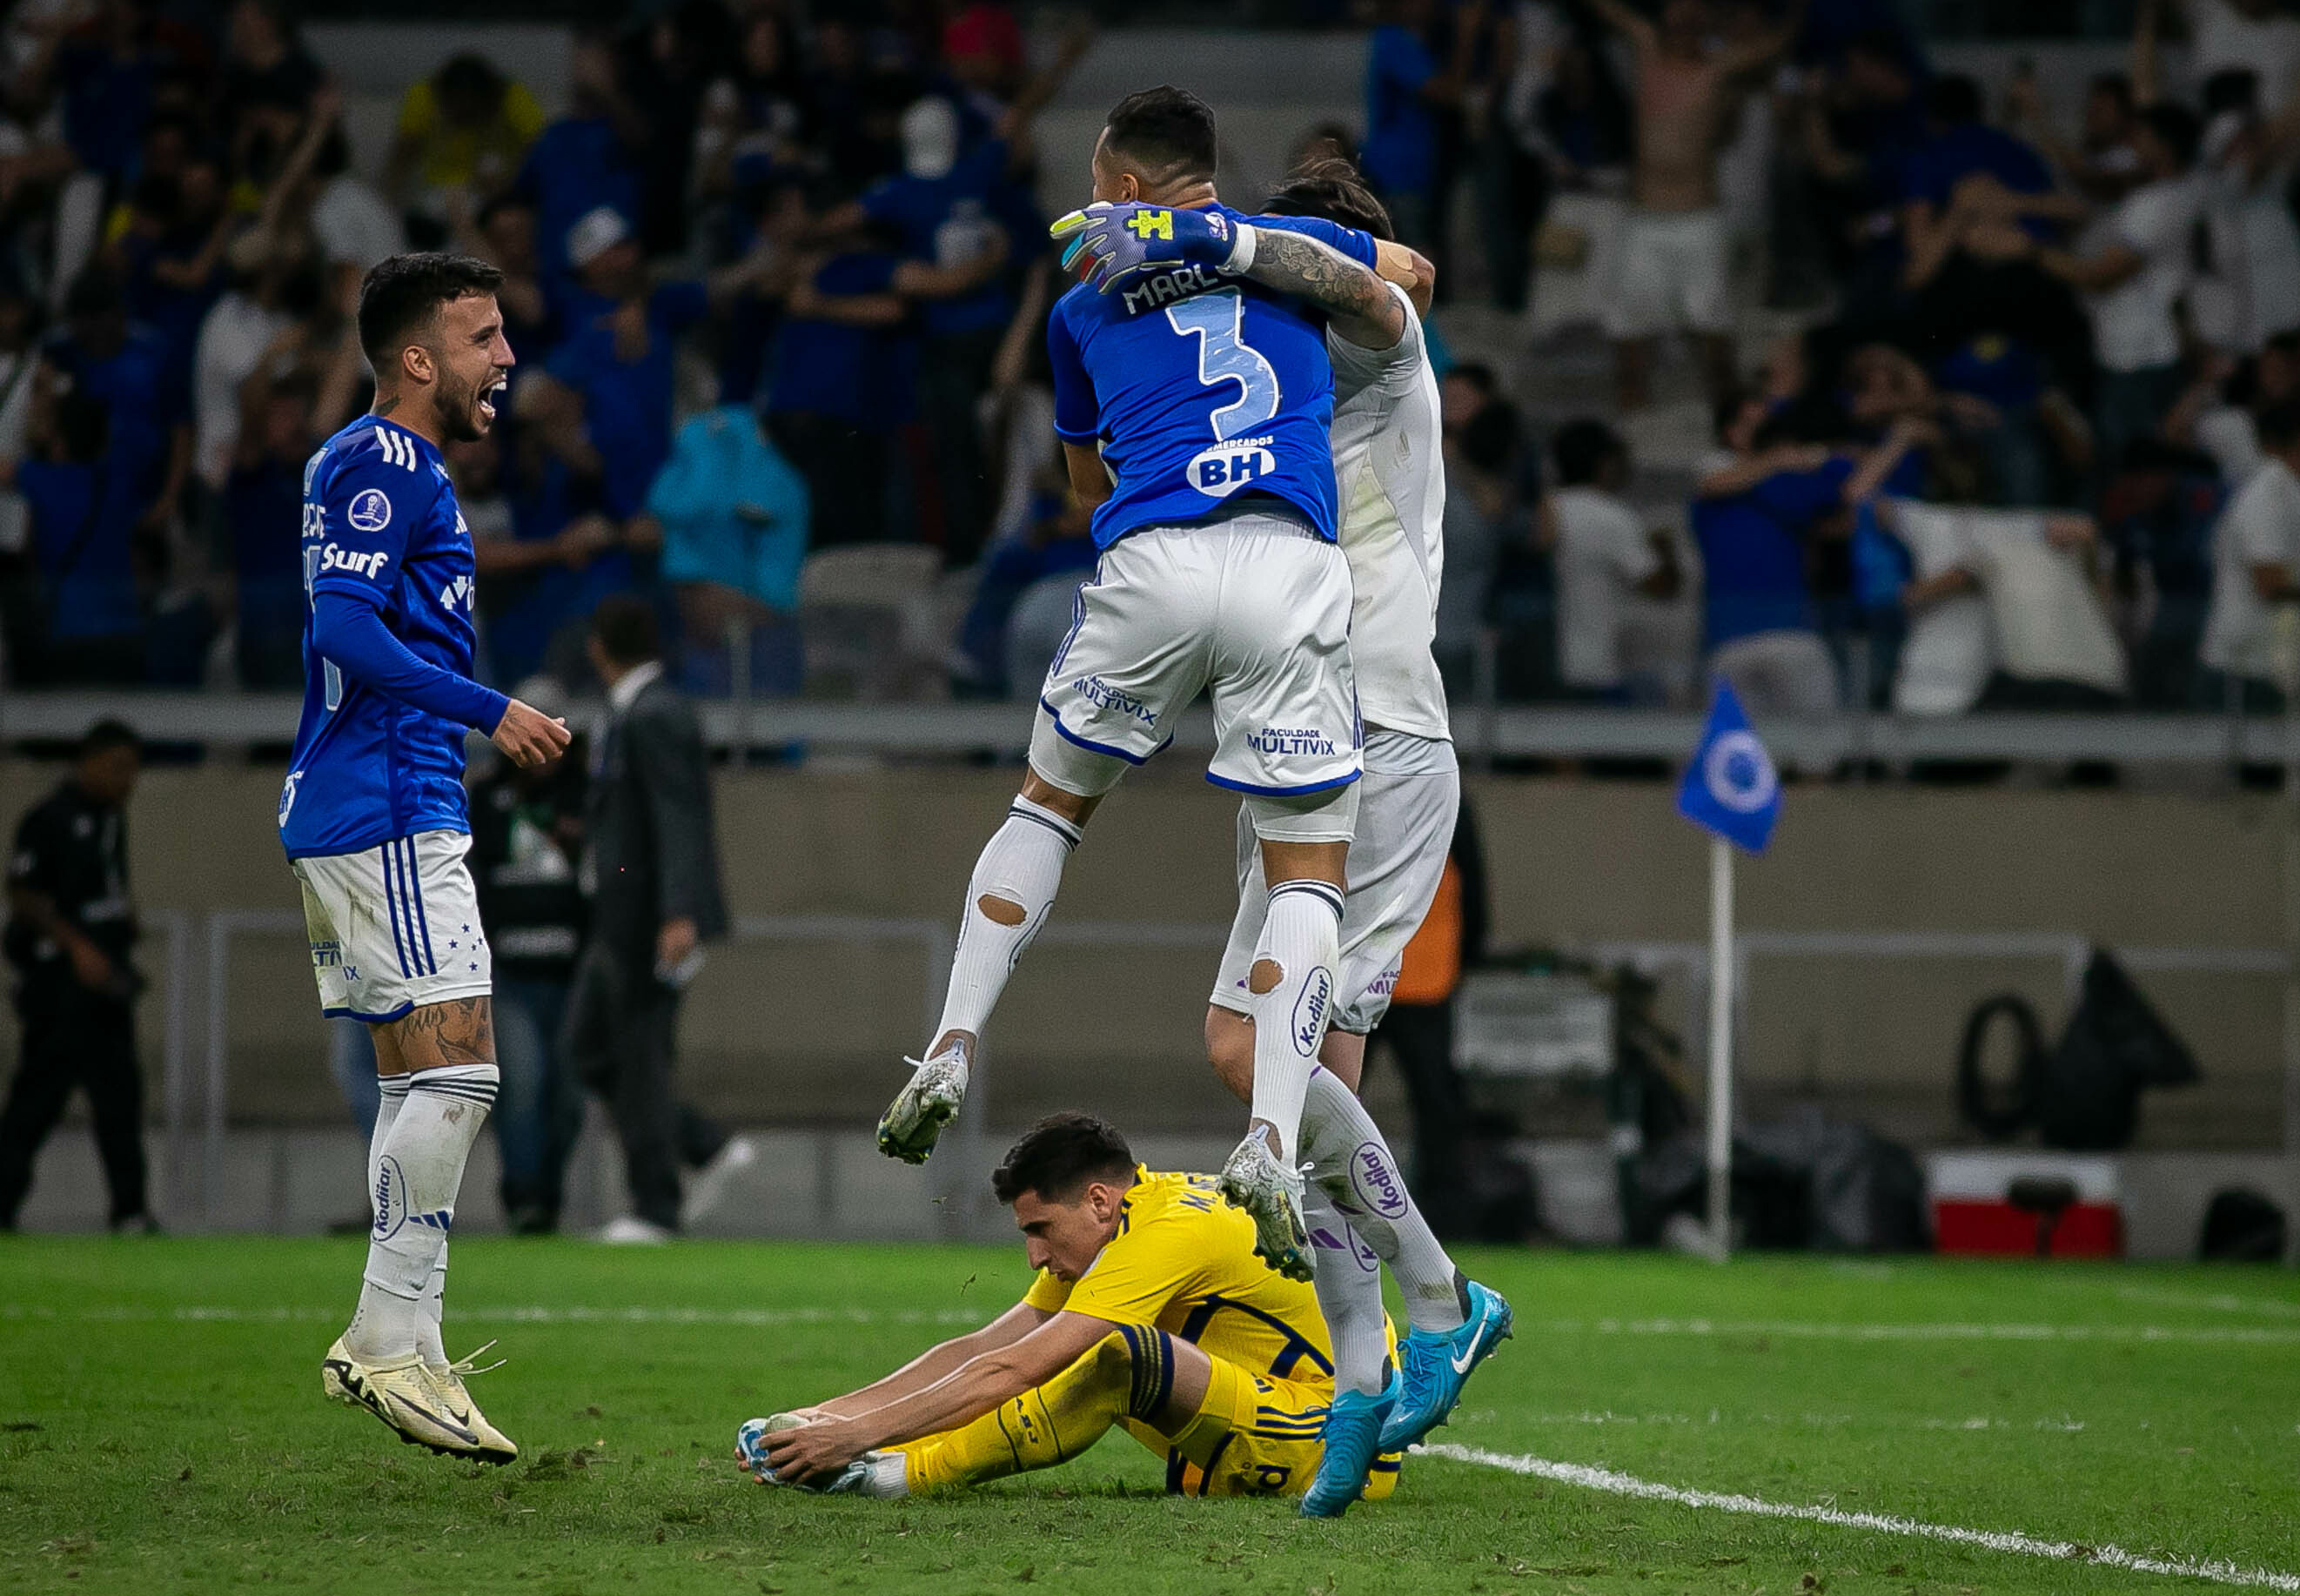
[1201,164,1511,1517]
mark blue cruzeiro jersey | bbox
[1047,205,1379,550]
[279,416,481,859]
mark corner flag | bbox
[1677,677,1781,855]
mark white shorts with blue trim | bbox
[1030,513,1362,800]
[292,828,492,1022]
[1210,732,1458,1034]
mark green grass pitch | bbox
[3,1237,2297,1595]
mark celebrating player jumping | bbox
[283,252,570,1463]
[874,85,1398,1275]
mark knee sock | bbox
[929,796,1080,1049]
[345,1063,497,1364]
[898,1331,1134,1495]
[1299,1067,1465,1334]
[364,1077,449,1368]
[1304,1184,1391,1397]
[1246,880,1344,1166]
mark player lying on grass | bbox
[738,1112,1413,1511]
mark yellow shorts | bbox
[1128,1353,1404,1499]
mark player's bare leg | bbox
[323,997,515,1462]
[879,772,1103,1163]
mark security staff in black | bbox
[0,720,151,1231]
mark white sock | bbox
[419,1246,448,1371]
[929,795,1080,1048]
[862,1452,909,1499]
[1300,1066,1465,1334]
[1304,1184,1390,1397]
[345,1063,497,1364]
[1246,880,1344,1165]
[366,1075,409,1216]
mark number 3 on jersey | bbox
[1167,290,1282,498]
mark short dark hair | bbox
[589,593,660,667]
[2140,102,2203,169]
[989,1113,1137,1206]
[357,252,505,373]
[1552,418,1626,486]
[1261,157,1394,242]
[2258,396,2300,450]
[1103,85,1218,186]
[79,719,138,758]
[1924,74,1983,126]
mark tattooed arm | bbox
[1234,226,1406,351]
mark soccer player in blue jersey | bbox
[282,253,571,1463]
[875,87,1409,1287]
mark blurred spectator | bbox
[1486,0,1571,314]
[1549,419,1682,702]
[387,52,544,249]
[2200,398,2300,707]
[514,35,647,296]
[219,370,312,687]
[2191,68,2300,359]
[2006,70,2144,205]
[646,404,809,695]
[190,245,308,490]
[1590,0,1800,412]
[219,0,322,173]
[567,595,728,1243]
[0,391,144,684]
[1434,364,1516,694]
[308,121,407,280]
[0,721,150,1233]
[1363,0,1461,264]
[1884,500,2126,714]
[0,278,40,465]
[953,473,1095,698]
[459,427,617,688]
[2172,331,2300,483]
[517,205,777,544]
[694,10,810,225]
[469,677,588,1235]
[617,0,731,258]
[43,265,180,523]
[462,193,553,359]
[2176,0,2300,118]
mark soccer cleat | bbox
[1299,1378,1398,1519]
[875,1042,969,1165]
[322,1336,504,1462]
[736,1415,880,1493]
[1377,1280,1514,1452]
[1217,1132,1313,1283]
[428,1342,518,1464]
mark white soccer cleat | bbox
[322,1335,506,1462]
[875,1042,970,1164]
[1217,1132,1314,1283]
[428,1342,518,1464]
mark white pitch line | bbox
[1424,1445,2300,1593]
[1544,1317,2300,1347]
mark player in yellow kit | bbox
[741,1113,1403,1505]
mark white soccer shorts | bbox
[292,829,492,1022]
[1210,732,1459,1035]
[1601,207,1731,339]
[1030,513,1363,802]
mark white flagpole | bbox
[1706,834,1735,1263]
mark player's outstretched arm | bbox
[761,1310,1110,1485]
[1233,225,1406,351]
[310,591,569,766]
[807,1302,1052,1423]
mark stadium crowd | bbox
[3,0,2300,717]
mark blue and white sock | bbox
[346,1063,497,1364]
[1246,879,1344,1166]
[1304,1184,1390,1397]
[1298,1067,1465,1334]
[929,795,1081,1048]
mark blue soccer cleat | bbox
[1299,1378,1398,1519]
[1378,1280,1513,1452]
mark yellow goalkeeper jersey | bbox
[1022,1167,1393,1386]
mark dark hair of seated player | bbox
[989,1112,1138,1206]
[1261,158,1395,244]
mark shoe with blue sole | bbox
[1298,1378,1398,1519]
[1377,1280,1513,1452]
[735,1414,875,1492]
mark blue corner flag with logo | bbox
[1678,678,1781,855]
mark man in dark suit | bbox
[567,595,728,1241]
